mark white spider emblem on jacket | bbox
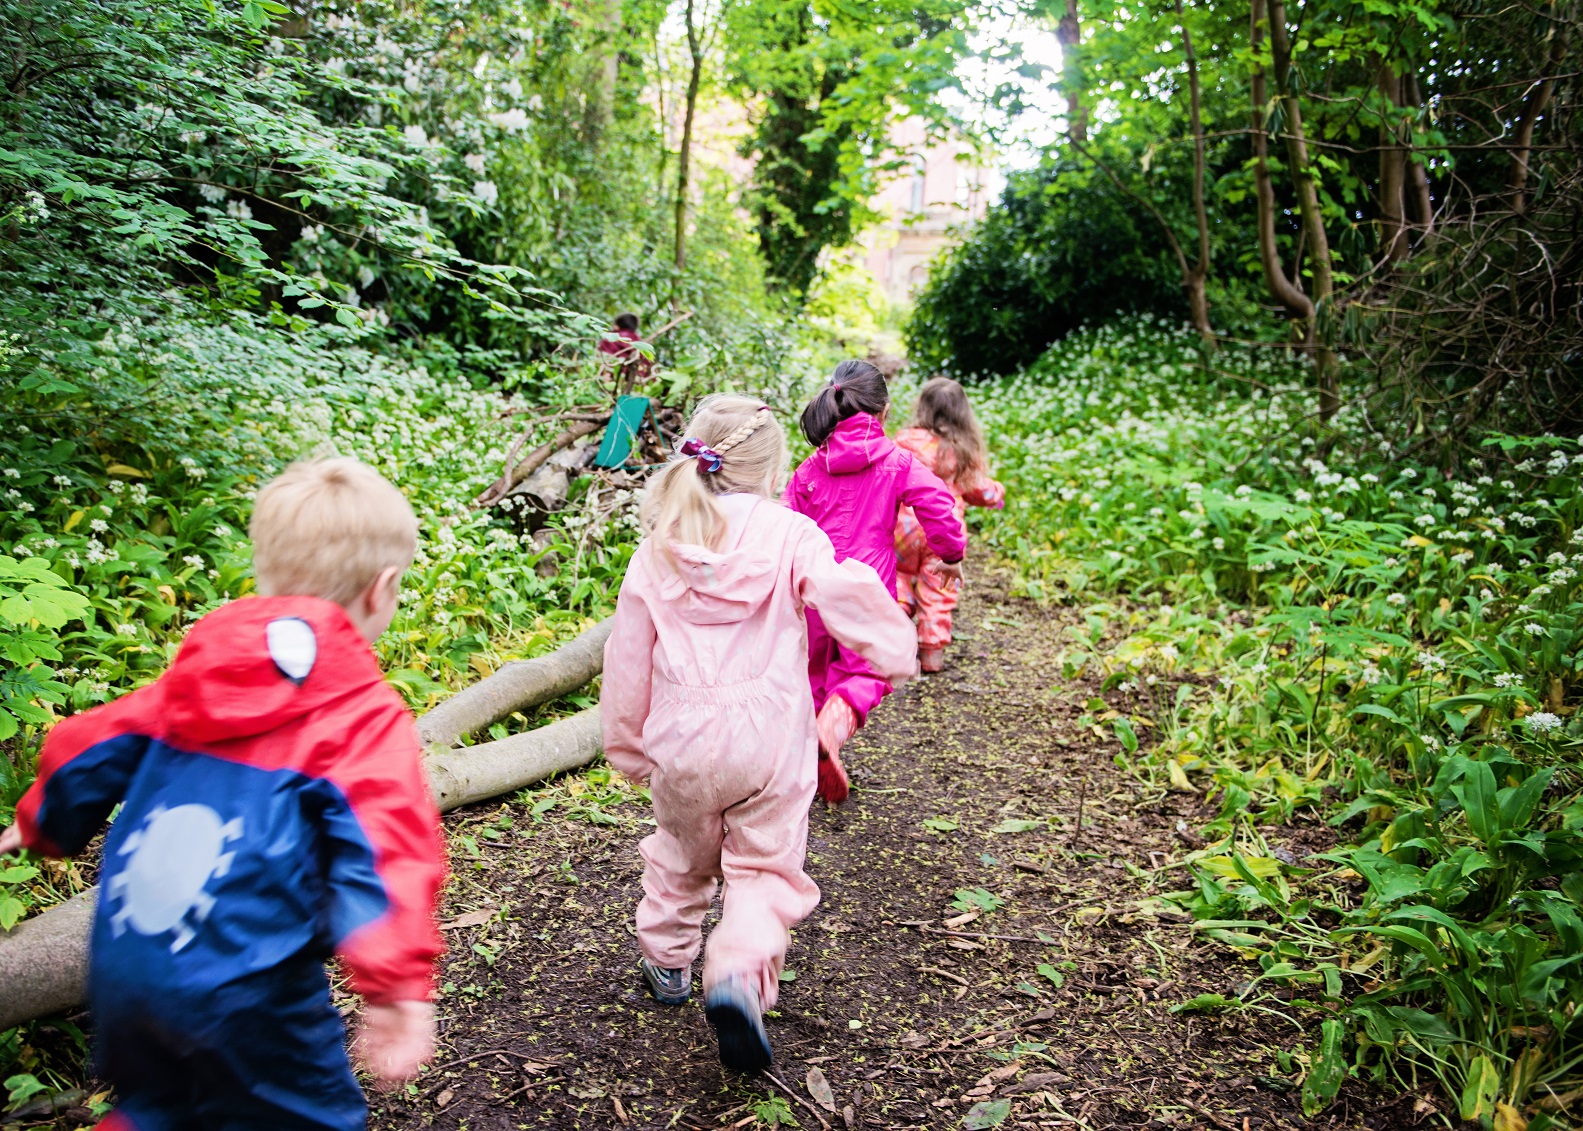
[107,804,244,953]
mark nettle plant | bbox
[972,321,1583,1123]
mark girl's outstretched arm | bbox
[900,458,968,563]
[962,471,1006,511]
[792,524,917,686]
[600,551,658,781]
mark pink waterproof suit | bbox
[601,493,916,1008]
[784,413,966,724]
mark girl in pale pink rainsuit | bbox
[601,394,916,1074]
[785,360,967,804]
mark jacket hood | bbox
[653,495,779,625]
[160,595,388,746]
[820,413,895,475]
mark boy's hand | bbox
[355,1000,436,1089]
[0,824,23,856]
[935,560,964,587]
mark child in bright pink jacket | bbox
[784,360,966,804]
[601,395,916,1074]
[895,376,1006,673]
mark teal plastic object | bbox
[594,395,653,469]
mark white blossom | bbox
[488,108,530,132]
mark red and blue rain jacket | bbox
[14,595,446,1128]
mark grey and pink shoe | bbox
[640,958,693,1005]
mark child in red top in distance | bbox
[894,377,1006,672]
[784,360,967,803]
[0,458,446,1131]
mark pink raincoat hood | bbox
[818,413,894,475]
[653,495,780,624]
[786,413,967,585]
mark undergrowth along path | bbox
[377,575,1427,1131]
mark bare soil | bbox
[372,575,1439,1131]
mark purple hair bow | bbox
[680,437,723,473]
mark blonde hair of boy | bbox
[641,394,786,565]
[250,457,418,608]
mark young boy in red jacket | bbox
[0,458,447,1131]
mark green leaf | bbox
[989,819,1042,834]
[1499,767,1553,829]
[1112,716,1138,752]
[0,897,25,932]
[4,1072,47,1108]
[1170,993,1235,1013]
[1459,1054,1499,1121]
[962,1100,1010,1129]
[1301,1019,1347,1116]
[1454,760,1501,843]
[923,817,960,833]
[1036,963,1065,988]
[951,887,1006,913]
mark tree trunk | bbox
[427,707,604,813]
[1269,0,1339,419]
[672,0,704,298]
[0,890,94,1029]
[1508,1,1571,214]
[1250,0,1314,322]
[1404,71,1435,235]
[1178,0,1214,344]
[1057,0,1087,143]
[417,619,613,752]
[1376,61,1409,264]
[474,418,604,508]
[587,0,623,140]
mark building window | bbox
[908,156,926,214]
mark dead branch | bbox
[476,418,606,509]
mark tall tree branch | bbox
[1508,0,1573,213]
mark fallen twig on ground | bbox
[762,1069,832,1130]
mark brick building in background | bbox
[860,118,996,307]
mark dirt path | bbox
[374,575,1425,1131]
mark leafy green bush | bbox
[975,319,1583,1121]
[906,152,1186,378]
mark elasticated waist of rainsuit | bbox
[653,675,776,706]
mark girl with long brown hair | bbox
[894,376,1006,671]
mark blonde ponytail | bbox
[640,394,787,566]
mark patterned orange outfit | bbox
[893,428,1005,649]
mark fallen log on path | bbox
[427,706,602,814]
[0,626,613,1031]
[417,619,611,752]
[0,891,95,1029]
